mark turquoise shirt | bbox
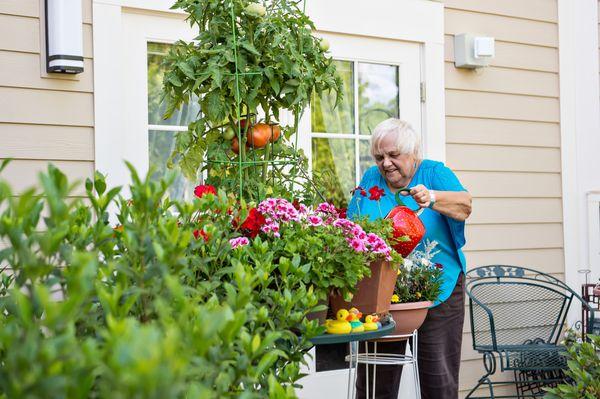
[347,160,468,306]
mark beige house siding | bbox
[442,1,562,397]
[0,0,94,194]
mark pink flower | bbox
[307,215,323,226]
[261,218,281,237]
[349,238,367,252]
[229,237,250,249]
[316,202,337,215]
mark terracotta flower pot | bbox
[389,301,433,335]
[306,299,328,325]
[329,258,398,315]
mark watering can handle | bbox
[394,189,425,217]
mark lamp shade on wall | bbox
[45,0,84,74]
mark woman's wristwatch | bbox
[428,190,436,209]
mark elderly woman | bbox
[348,118,472,399]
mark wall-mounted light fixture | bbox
[454,34,495,69]
[45,0,84,74]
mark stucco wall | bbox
[441,1,562,397]
[0,0,94,197]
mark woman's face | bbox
[373,134,417,190]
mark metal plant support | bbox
[200,0,317,201]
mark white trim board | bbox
[558,0,600,298]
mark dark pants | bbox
[356,273,466,399]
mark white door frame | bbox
[93,0,444,189]
[93,0,443,396]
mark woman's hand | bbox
[401,184,432,208]
[401,184,472,221]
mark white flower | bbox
[421,258,430,267]
[404,258,414,271]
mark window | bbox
[147,42,200,200]
[311,60,400,207]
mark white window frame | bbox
[93,0,444,190]
[310,57,401,188]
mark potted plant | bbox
[227,198,397,323]
[161,0,342,202]
[389,240,443,335]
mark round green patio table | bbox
[309,320,396,399]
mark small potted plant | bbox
[389,240,443,335]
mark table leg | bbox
[412,330,421,399]
[365,342,370,399]
[372,341,377,399]
[347,341,358,399]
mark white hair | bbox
[370,118,422,160]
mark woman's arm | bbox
[403,184,472,222]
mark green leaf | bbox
[256,351,280,376]
[240,41,261,56]
[0,158,11,174]
[178,62,195,79]
[205,91,224,121]
[269,78,280,95]
[168,73,182,87]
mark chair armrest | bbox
[466,288,498,351]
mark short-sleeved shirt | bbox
[347,160,467,306]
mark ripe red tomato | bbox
[246,123,281,147]
[269,124,281,142]
[246,123,269,148]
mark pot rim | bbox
[389,300,433,310]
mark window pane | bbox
[311,60,354,134]
[312,138,355,207]
[147,42,200,126]
[148,130,196,201]
[359,138,373,178]
[358,62,399,134]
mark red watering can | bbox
[385,188,426,257]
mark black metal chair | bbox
[465,265,596,399]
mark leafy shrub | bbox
[544,333,600,399]
[0,163,323,398]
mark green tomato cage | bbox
[193,0,324,202]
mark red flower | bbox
[352,186,367,197]
[435,263,444,269]
[336,207,347,219]
[193,229,210,242]
[239,208,266,238]
[194,184,217,198]
[368,186,385,201]
[292,199,301,210]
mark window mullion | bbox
[353,62,360,187]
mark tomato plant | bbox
[162,0,342,202]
